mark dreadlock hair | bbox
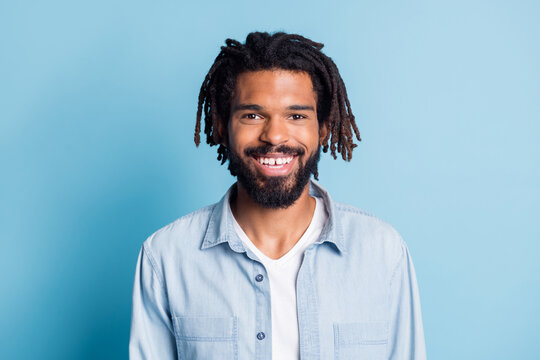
[194,31,361,172]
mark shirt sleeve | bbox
[386,241,427,360]
[129,244,177,360]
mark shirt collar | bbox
[201,180,346,254]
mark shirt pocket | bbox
[172,315,238,360]
[333,321,388,360]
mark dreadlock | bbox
[194,31,361,169]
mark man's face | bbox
[226,70,326,208]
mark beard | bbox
[227,144,321,209]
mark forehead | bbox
[232,70,316,106]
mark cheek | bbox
[294,124,321,148]
[228,122,258,152]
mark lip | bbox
[251,154,297,176]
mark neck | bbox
[230,181,316,259]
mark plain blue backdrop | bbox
[1,0,539,359]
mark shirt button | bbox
[257,332,265,340]
[255,274,264,282]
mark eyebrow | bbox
[288,105,315,111]
[232,104,315,112]
[232,104,263,112]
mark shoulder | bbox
[142,203,216,261]
[332,201,405,262]
[334,201,402,238]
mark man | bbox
[130,32,426,360]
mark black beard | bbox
[227,144,321,209]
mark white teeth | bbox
[256,156,295,166]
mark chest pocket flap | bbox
[173,316,238,359]
[334,321,388,360]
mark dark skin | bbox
[227,70,328,259]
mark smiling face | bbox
[226,69,327,208]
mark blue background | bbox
[1,0,539,359]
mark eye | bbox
[290,114,307,120]
[242,113,262,120]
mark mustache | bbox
[244,145,305,157]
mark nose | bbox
[259,117,289,145]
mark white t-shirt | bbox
[231,197,328,360]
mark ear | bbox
[319,119,329,144]
[215,116,228,147]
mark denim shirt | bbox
[129,181,426,360]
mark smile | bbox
[251,154,297,175]
[255,155,294,167]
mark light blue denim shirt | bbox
[129,181,426,360]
